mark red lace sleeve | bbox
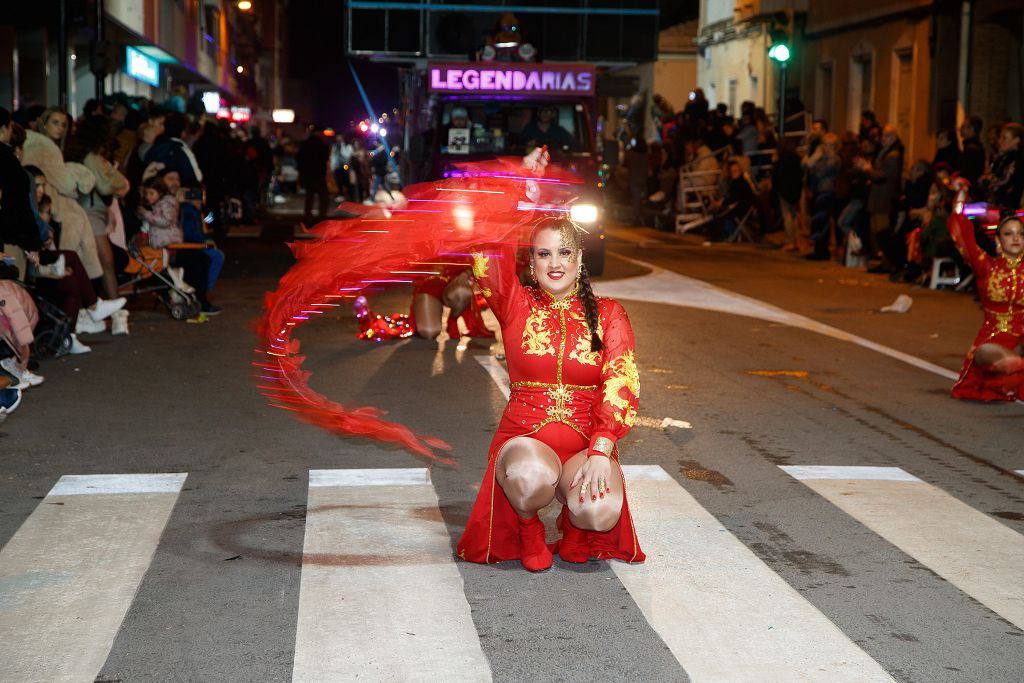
[948,212,986,271]
[588,300,639,459]
[471,242,526,327]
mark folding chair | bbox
[724,206,755,243]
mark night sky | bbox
[286,1,696,128]
[287,0,399,127]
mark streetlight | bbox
[236,65,244,74]
[237,1,253,11]
[768,35,792,137]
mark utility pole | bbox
[57,0,68,110]
[95,0,105,103]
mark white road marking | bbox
[780,465,922,482]
[293,469,491,681]
[48,472,188,495]
[1016,470,1024,477]
[309,468,430,486]
[781,465,1024,629]
[613,466,893,682]
[598,253,959,381]
[0,473,187,682]
[474,354,511,399]
[620,464,673,481]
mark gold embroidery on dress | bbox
[544,384,575,422]
[471,251,488,279]
[521,308,555,356]
[470,251,492,297]
[568,312,601,366]
[987,273,1008,303]
[602,349,640,426]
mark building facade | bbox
[0,0,287,117]
[696,0,807,119]
[697,0,1023,163]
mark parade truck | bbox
[401,61,607,274]
[344,1,662,276]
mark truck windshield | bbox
[439,101,589,157]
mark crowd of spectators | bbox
[0,92,279,423]
[619,91,1024,286]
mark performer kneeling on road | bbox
[457,210,645,571]
[948,208,1024,401]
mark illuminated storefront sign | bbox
[126,46,160,87]
[201,92,221,114]
[428,63,594,96]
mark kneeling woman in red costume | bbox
[948,210,1024,400]
[456,217,645,571]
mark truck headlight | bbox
[570,203,599,224]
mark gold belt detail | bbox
[510,381,598,391]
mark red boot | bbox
[518,515,553,572]
[446,314,463,339]
[556,511,590,563]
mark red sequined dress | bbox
[948,213,1024,400]
[456,244,645,564]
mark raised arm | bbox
[470,241,525,326]
[947,210,986,270]
[588,300,639,459]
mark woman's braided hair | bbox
[578,260,603,352]
[530,216,603,352]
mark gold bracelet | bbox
[589,437,614,458]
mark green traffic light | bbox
[769,44,791,63]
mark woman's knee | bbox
[497,440,560,491]
[571,500,622,533]
[974,343,1012,368]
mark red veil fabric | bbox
[256,159,580,461]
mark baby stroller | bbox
[30,294,73,357]
[121,242,202,320]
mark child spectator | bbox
[0,270,44,387]
[137,178,220,315]
[180,184,225,294]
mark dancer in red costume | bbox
[410,263,494,340]
[948,208,1024,401]
[456,214,645,571]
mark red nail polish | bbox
[599,492,604,499]
[579,496,584,503]
[591,495,597,501]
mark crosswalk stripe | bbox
[614,465,893,682]
[293,468,491,681]
[781,465,1024,629]
[0,473,187,682]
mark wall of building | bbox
[699,26,776,116]
[802,14,933,164]
[654,57,698,113]
[968,2,1024,128]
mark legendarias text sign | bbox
[428,63,595,96]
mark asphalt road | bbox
[1,218,1022,682]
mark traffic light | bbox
[768,27,791,63]
[768,43,791,63]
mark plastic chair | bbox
[928,257,962,289]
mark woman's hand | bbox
[570,455,613,503]
[522,146,550,176]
